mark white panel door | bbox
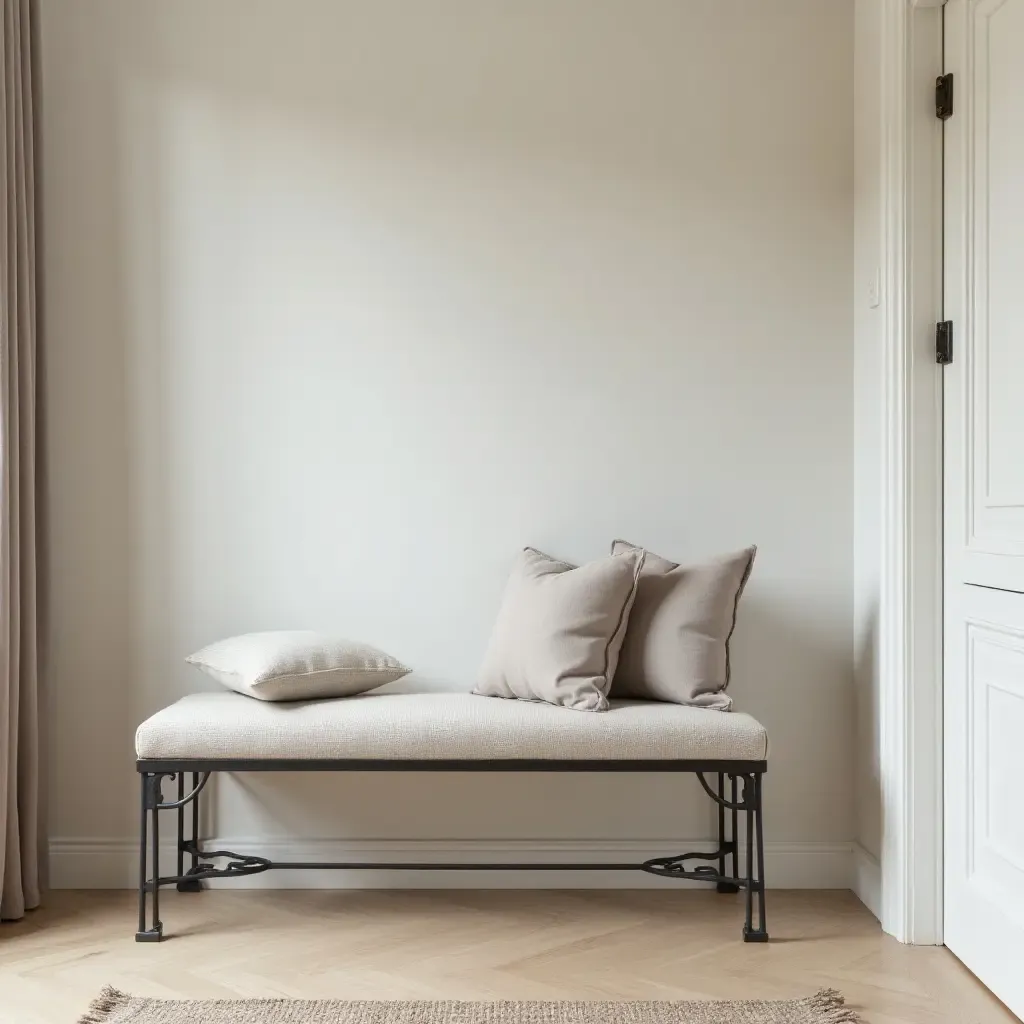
[944,1,1024,1016]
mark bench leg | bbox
[176,771,204,893]
[742,772,769,942]
[137,772,163,942]
[716,772,740,894]
[644,768,766,941]
[135,769,265,940]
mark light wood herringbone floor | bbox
[0,890,1015,1024]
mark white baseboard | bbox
[852,841,881,920]
[50,837,853,891]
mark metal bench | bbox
[134,691,769,943]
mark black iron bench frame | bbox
[135,758,768,944]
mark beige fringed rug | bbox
[80,989,859,1024]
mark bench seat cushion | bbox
[135,691,768,762]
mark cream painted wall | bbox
[852,0,884,893]
[40,0,854,877]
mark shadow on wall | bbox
[730,594,854,846]
[853,600,881,863]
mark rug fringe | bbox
[77,986,129,1024]
[809,988,860,1023]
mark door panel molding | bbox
[960,0,1024,576]
[945,583,1024,1008]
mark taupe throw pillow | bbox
[610,541,756,709]
[474,547,645,712]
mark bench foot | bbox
[743,925,770,943]
[135,924,163,943]
[176,877,203,893]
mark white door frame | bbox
[877,0,944,945]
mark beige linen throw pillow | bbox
[474,546,645,711]
[186,631,410,702]
[610,541,756,709]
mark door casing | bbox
[875,0,944,945]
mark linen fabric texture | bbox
[135,691,770,762]
[474,547,645,711]
[186,631,410,702]
[610,541,756,709]
[0,0,43,924]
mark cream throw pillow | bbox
[186,631,410,702]
[474,547,645,712]
[610,541,756,709]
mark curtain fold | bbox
[0,0,41,923]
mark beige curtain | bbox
[0,0,40,923]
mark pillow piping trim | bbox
[722,545,757,692]
[186,660,412,686]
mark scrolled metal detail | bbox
[696,771,756,811]
[641,848,746,887]
[143,771,212,810]
[191,848,272,879]
[151,849,272,890]
[159,772,211,810]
